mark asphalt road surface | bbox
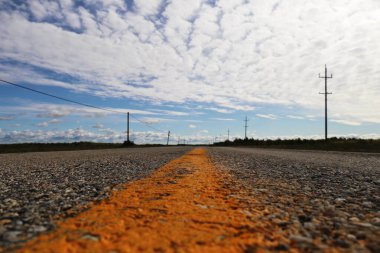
[1,146,379,252]
[209,147,380,252]
[0,147,191,250]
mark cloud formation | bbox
[0,128,214,144]
[1,102,184,119]
[0,0,379,126]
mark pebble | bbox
[290,235,314,245]
[334,198,346,205]
[372,217,380,226]
[356,222,373,228]
[82,234,100,241]
[3,231,23,242]
[347,234,356,241]
[32,226,47,233]
[195,204,208,209]
[362,201,373,208]
[349,217,360,223]
[334,239,350,248]
[303,222,315,230]
[4,199,19,208]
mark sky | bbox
[0,0,379,144]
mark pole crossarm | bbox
[319,74,333,79]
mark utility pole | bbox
[319,65,333,141]
[127,112,130,143]
[227,128,230,141]
[244,116,249,139]
[177,136,180,145]
[167,131,170,145]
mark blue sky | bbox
[0,0,380,144]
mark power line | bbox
[0,79,167,133]
[129,114,166,132]
[0,79,126,115]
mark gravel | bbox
[209,147,380,252]
[0,147,190,249]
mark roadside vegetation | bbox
[0,142,125,154]
[213,137,380,153]
[2,138,380,154]
[0,142,195,154]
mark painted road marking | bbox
[17,148,300,253]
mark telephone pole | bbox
[227,128,230,141]
[244,116,249,139]
[319,65,333,141]
[167,131,170,145]
[127,112,130,142]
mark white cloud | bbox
[139,117,171,124]
[36,118,61,127]
[256,113,277,120]
[188,124,197,128]
[1,102,159,119]
[212,118,235,121]
[134,0,163,16]
[330,119,361,126]
[151,109,189,116]
[306,115,317,121]
[287,115,304,120]
[36,121,48,127]
[206,107,234,114]
[0,0,379,124]
[183,119,203,123]
[0,116,15,120]
[1,127,378,144]
[247,133,380,140]
[49,119,61,124]
[0,128,214,144]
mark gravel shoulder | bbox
[209,147,380,252]
[0,147,191,250]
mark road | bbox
[0,147,379,252]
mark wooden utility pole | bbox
[167,131,170,145]
[244,116,249,139]
[227,128,230,141]
[127,112,130,142]
[319,65,333,140]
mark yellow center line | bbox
[17,148,299,253]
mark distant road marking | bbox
[17,148,299,252]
